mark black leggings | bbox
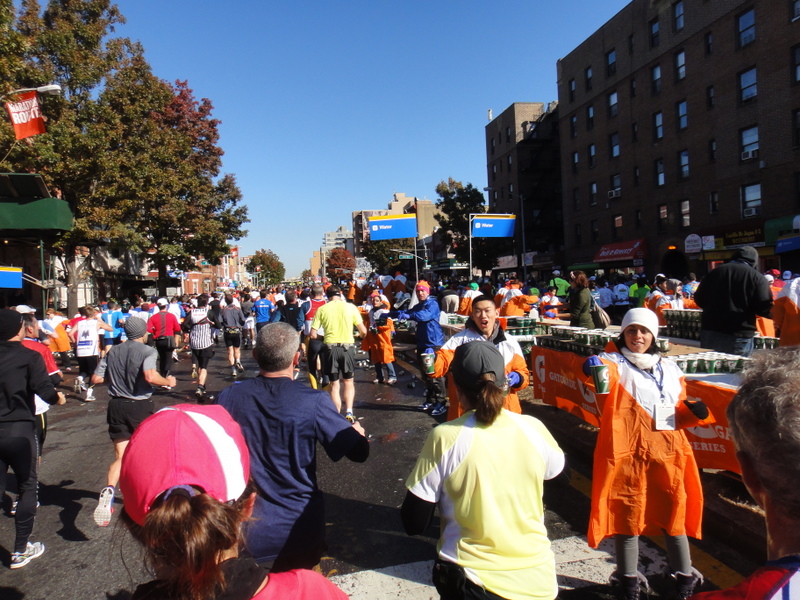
[0,421,39,553]
[307,337,326,385]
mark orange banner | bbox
[530,346,740,473]
[5,91,46,140]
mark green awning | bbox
[0,173,73,234]
[567,262,600,271]
[765,215,800,244]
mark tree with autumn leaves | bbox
[326,248,356,282]
[0,0,248,309]
[247,249,285,288]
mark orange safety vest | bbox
[773,279,800,346]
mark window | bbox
[636,209,642,228]
[706,85,715,109]
[742,183,762,214]
[506,127,512,143]
[676,100,688,129]
[678,150,689,178]
[507,155,512,168]
[634,166,640,185]
[793,0,800,21]
[606,49,617,76]
[794,109,800,146]
[569,78,576,102]
[705,32,713,55]
[630,77,637,97]
[740,125,759,156]
[628,34,634,54]
[590,182,598,205]
[612,214,623,240]
[585,66,593,91]
[675,50,686,80]
[492,164,497,181]
[572,151,579,173]
[738,9,756,47]
[632,121,639,141]
[740,67,757,102]
[610,172,622,192]
[573,187,580,211]
[650,18,660,47]
[655,158,665,186]
[575,223,582,246]
[586,105,595,130]
[680,199,691,228]
[657,204,668,232]
[793,45,800,83]
[610,132,620,157]
[653,111,664,140]
[651,64,662,94]
[588,143,597,168]
[608,91,618,117]
[591,219,599,243]
[709,139,717,162]
[673,1,685,31]
[490,138,496,155]
[710,191,719,214]
[570,115,577,138]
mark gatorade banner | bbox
[369,214,417,241]
[4,91,46,140]
[471,214,516,238]
[0,267,23,288]
[530,346,740,473]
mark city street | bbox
[0,342,759,599]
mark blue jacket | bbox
[393,297,444,350]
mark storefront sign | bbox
[722,225,764,249]
[593,239,646,263]
[684,234,702,254]
[497,254,518,269]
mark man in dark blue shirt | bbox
[216,321,369,571]
[252,289,275,333]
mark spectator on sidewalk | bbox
[217,322,369,571]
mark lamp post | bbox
[0,84,62,102]
[484,187,528,282]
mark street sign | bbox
[398,254,414,260]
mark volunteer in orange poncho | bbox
[582,308,714,600]
[360,293,397,384]
[773,276,800,346]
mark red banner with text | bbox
[5,91,46,140]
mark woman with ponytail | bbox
[118,404,347,600]
[402,341,566,600]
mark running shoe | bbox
[345,411,356,424]
[10,541,45,569]
[84,387,95,402]
[93,486,115,527]
[195,386,207,403]
[431,402,448,416]
[372,378,383,384]
[386,378,397,385]
[418,400,434,411]
[191,366,198,379]
[77,376,87,391]
[231,367,237,378]
[235,361,244,372]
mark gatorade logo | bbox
[535,355,546,383]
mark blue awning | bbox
[775,234,800,253]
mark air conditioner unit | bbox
[607,189,621,199]
[743,207,760,217]
[741,149,759,161]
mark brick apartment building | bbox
[485,102,563,280]
[557,0,800,278]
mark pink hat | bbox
[415,281,430,291]
[119,404,250,526]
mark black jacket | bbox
[0,341,59,422]
[694,260,773,337]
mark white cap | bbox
[156,298,169,307]
[552,270,561,276]
[783,270,793,281]
[620,307,660,340]
[765,274,775,283]
[14,305,36,314]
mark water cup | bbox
[590,363,610,394]
[421,352,436,375]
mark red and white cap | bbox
[119,404,250,526]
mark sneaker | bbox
[431,402,448,416]
[418,400,434,411]
[84,387,95,402]
[191,366,198,379]
[235,362,244,372]
[10,541,45,569]
[73,377,81,393]
[160,385,172,391]
[372,378,383,384]
[231,367,238,378]
[195,386,206,400]
[94,486,115,527]
[386,378,397,385]
[345,411,356,424]
[77,376,87,392]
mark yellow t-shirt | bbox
[310,300,362,344]
[406,411,564,600]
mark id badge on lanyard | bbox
[649,363,676,430]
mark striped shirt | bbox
[188,308,214,350]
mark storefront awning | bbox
[776,234,800,253]
[566,262,600,271]
[765,215,800,245]
[593,239,647,263]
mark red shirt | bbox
[147,311,181,338]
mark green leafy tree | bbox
[247,249,285,287]
[300,268,312,281]
[361,239,413,274]
[326,247,355,282]
[434,178,510,275]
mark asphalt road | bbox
[0,342,760,599]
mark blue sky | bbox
[116,1,629,277]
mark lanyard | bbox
[622,356,666,400]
